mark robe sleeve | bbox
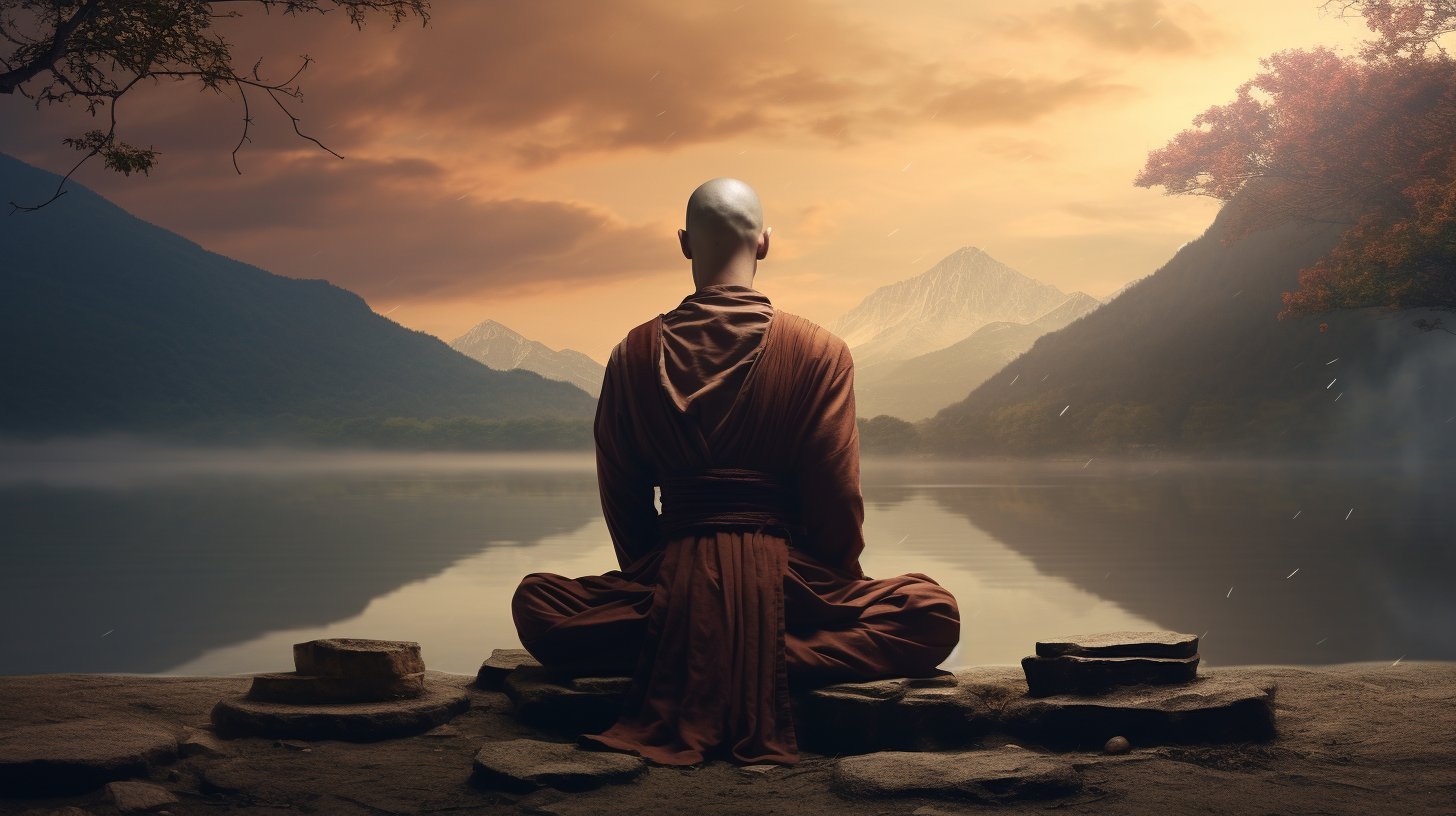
[794,342,867,577]
[595,346,660,570]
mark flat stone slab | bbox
[1001,674,1277,750]
[476,648,542,691]
[0,719,178,797]
[472,739,646,793]
[504,667,629,734]
[248,670,424,705]
[797,674,989,755]
[1022,654,1200,696]
[834,746,1081,802]
[294,638,425,680]
[212,683,470,741]
[105,780,179,812]
[1036,632,1199,659]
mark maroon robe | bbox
[512,285,959,765]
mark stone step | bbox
[476,648,541,691]
[212,682,470,741]
[1021,654,1201,696]
[833,745,1082,802]
[292,639,425,684]
[1035,632,1199,660]
[247,670,425,704]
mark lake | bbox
[2,440,1451,676]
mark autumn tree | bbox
[1,0,429,211]
[1135,1,1456,318]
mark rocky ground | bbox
[1,662,1454,816]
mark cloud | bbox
[185,0,1129,167]
[99,151,681,300]
[1010,1,1220,55]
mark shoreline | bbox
[2,662,1453,815]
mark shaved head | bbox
[685,178,763,242]
[679,178,770,290]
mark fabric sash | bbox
[657,468,803,541]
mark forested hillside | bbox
[915,205,1456,457]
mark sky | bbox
[0,0,1374,363]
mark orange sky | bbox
[0,0,1374,363]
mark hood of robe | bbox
[659,284,774,437]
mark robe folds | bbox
[512,286,960,766]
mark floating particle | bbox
[1083,459,1092,468]
[1042,374,1049,381]
[887,228,899,237]
[1019,155,1031,162]
[1292,511,1301,519]
[1393,655,1405,666]
[1059,405,1069,416]
[1226,587,1233,598]
[1233,290,1242,298]
[1104,572,1110,579]
[902,162,913,171]
[384,305,401,316]
[910,253,926,264]
[893,534,910,547]
[101,630,113,637]
[1293,362,1303,370]
[1345,508,1353,520]
[1286,568,1299,579]
[1010,374,1019,385]
[1316,638,1327,645]
[656,110,667,116]
[1335,393,1341,402]
[455,193,469,200]
[1327,379,1337,389]
[663,132,676,143]
[1152,18,1162,27]
[1326,358,1339,365]
[785,32,796,41]
[1003,68,1015,77]
[649,71,659,81]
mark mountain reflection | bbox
[862,460,1456,666]
[0,449,602,674]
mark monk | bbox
[512,178,960,765]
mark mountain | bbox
[450,320,605,397]
[855,292,1103,421]
[920,204,1456,457]
[0,153,596,437]
[832,247,1070,368]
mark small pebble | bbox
[1104,736,1131,755]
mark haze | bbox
[0,0,1370,362]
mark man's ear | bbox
[756,227,771,260]
[678,229,693,260]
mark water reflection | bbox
[1,444,1450,675]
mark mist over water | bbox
[1,441,1451,675]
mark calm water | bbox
[2,441,1452,675]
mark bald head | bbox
[678,178,771,290]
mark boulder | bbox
[211,683,470,741]
[834,746,1080,802]
[472,739,646,793]
[1001,675,1277,750]
[503,668,628,734]
[1035,632,1199,659]
[476,648,542,691]
[0,719,178,797]
[104,780,178,813]
[1021,654,1200,696]
[797,674,991,755]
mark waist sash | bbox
[658,468,803,540]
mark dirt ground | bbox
[2,662,1454,816]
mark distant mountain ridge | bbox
[855,291,1104,421]
[920,205,1456,456]
[0,152,595,437]
[832,247,1070,367]
[450,320,605,397]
